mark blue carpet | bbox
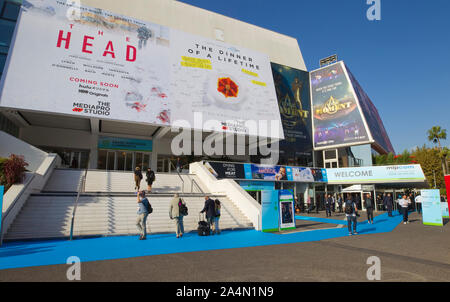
[0,211,404,270]
[295,215,348,225]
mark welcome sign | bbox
[0,0,283,139]
[326,165,425,184]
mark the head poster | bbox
[310,61,371,149]
[0,0,283,139]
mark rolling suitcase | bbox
[197,213,210,236]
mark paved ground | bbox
[0,211,448,282]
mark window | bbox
[2,1,21,21]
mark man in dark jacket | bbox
[383,193,393,217]
[364,193,374,224]
[200,195,216,232]
[325,194,333,217]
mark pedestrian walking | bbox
[364,193,374,224]
[344,194,358,236]
[325,194,332,217]
[200,195,216,234]
[136,191,151,240]
[306,196,312,214]
[134,166,143,192]
[383,193,393,217]
[337,194,343,213]
[145,167,156,193]
[170,193,186,238]
[399,194,411,224]
[214,199,221,235]
[415,194,423,214]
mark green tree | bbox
[427,126,447,175]
[413,145,446,195]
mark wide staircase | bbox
[4,169,254,241]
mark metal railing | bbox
[69,172,86,241]
[169,161,185,193]
[191,178,205,194]
[69,153,91,240]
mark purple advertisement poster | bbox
[310,62,370,149]
[346,66,395,154]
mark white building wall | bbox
[82,0,306,70]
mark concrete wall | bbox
[81,0,306,70]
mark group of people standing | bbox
[134,166,156,193]
[136,192,222,240]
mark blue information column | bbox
[421,189,443,226]
[278,189,296,231]
[261,190,279,233]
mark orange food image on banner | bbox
[217,77,239,98]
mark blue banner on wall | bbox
[261,190,280,233]
[98,136,153,152]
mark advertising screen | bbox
[0,0,283,139]
[271,63,312,164]
[310,62,370,149]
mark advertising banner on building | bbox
[261,190,279,232]
[279,189,296,230]
[310,61,371,150]
[326,164,425,184]
[205,161,327,183]
[421,189,443,226]
[271,63,312,164]
[239,181,274,191]
[346,66,395,154]
[0,0,283,139]
[204,162,246,179]
[98,136,152,152]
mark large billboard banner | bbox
[346,67,395,154]
[0,0,283,139]
[310,61,371,149]
[271,63,312,163]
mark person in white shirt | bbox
[415,195,423,214]
[399,195,411,224]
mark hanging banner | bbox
[0,0,283,139]
[310,61,370,150]
[239,181,274,191]
[421,189,443,226]
[98,136,152,152]
[279,189,296,230]
[261,190,279,233]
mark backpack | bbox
[345,201,354,215]
[179,199,188,216]
[144,199,153,214]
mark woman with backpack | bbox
[214,199,221,235]
[169,193,187,238]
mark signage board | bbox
[0,0,283,139]
[98,136,152,152]
[239,181,274,191]
[279,189,296,230]
[319,54,338,67]
[261,190,279,232]
[326,165,425,184]
[310,61,371,150]
[421,189,443,226]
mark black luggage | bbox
[197,213,210,236]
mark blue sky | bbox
[179,0,450,153]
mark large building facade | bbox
[0,0,394,176]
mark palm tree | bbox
[427,126,447,174]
